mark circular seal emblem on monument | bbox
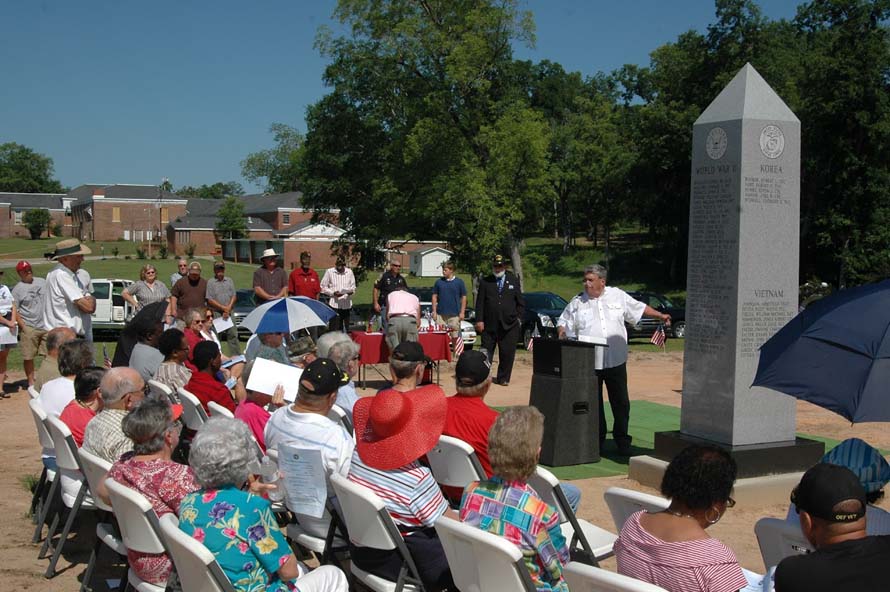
[759,125,785,159]
[706,126,728,160]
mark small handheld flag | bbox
[650,324,666,349]
[453,334,465,357]
[527,325,541,352]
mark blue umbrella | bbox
[288,296,336,322]
[752,279,890,423]
[239,297,327,335]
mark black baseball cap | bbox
[791,463,867,523]
[455,350,491,387]
[299,358,348,396]
[391,341,430,363]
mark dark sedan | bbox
[232,289,258,338]
[625,291,686,339]
[520,291,568,347]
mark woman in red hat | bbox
[348,387,455,591]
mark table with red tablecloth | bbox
[350,331,452,385]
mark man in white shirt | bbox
[42,239,96,341]
[320,258,356,331]
[264,358,354,537]
[557,264,670,455]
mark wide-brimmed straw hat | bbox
[52,239,92,260]
[353,388,446,470]
[260,248,278,259]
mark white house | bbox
[409,247,452,277]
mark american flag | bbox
[650,324,667,349]
[527,326,541,352]
[453,334,464,357]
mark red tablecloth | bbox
[350,331,452,365]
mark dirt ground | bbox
[5,349,890,588]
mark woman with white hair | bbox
[179,417,348,591]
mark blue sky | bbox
[1,0,800,193]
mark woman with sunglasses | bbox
[122,264,171,312]
[184,308,243,378]
[613,444,747,592]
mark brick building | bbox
[0,193,73,238]
[69,184,188,242]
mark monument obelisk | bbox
[649,63,823,477]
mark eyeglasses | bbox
[726,497,736,508]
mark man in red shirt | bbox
[184,341,242,413]
[59,366,106,447]
[442,351,498,479]
[288,251,320,299]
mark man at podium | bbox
[557,264,671,455]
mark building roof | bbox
[0,192,67,210]
[414,247,453,256]
[169,215,273,231]
[240,192,305,214]
[69,184,186,207]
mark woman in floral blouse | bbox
[178,417,347,592]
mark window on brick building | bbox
[161,207,169,223]
[14,211,22,225]
[177,230,191,244]
[283,213,291,224]
[112,207,121,222]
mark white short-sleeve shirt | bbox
[42,263,93,337]
[557,286,646,368]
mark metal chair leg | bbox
[30,466,48,523]
[39,508,61,559]
[45,484,86,578]
[33,474,59,544]
[79,533,102,592]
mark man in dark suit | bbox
[474,255,524,386]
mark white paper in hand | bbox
[212,316,235,333]
[0,326,17,345]
[244,357,303,402]
[278,444,327,518]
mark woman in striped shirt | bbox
[613,444,748,592]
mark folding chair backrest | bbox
[427,435,487,489]
[158,513,235,592]
[435,516,537,592]
[105,478,168,555]
[528,466,569,523]
[754,517,814,570]
[604,487,671,532]
[327,404,353,435]
[178,388,209,430]
[28,398,55,450]
[207,401,234,418]
[148,379,177,404]
[28,385,40,399]
[563,561,669,592]
[78,448,113,512]
[45,415,83,473]
[329,472,399,550]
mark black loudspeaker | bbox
[529,339,601,465]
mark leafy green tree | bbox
[22,208,52,239]
[215,196,248,239]
[176,181,245,199]
[241,124,304,193]
[0,143,65,193]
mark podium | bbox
[528,338,607,466]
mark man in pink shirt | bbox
[385,286,420,350]
[233,360,286,452]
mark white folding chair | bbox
[147,379,178,404]
[427,435,486,492]
[104,478,170,591]
[603,487,671,532]
[28,399,57,542]
[562,561,669,592]
[29,384,40,399]
[327,404,354,435]
[330,472,424,591]
[754,517,814,571]
[207,401,235,418]
[158,513,236,592]
[42,415,97,578]
[178,387,209,430]
[529,466,616,564]
[434,516,536,592]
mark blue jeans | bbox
[560,483,581,512]
[42,456,57,471]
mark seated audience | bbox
[264,358,354,537]
[59,366,106,447]
[288,335,317,368]
[97,398,194,587]
[179,417,348,591]
[252,331,291,365]
[348,386,455,591]
[129,316,164,383]
[34,326,76,391]
[234,360,286,452]
[152,328,192,398]
[775,463,890,592]
[82,367,146,463]
[380,341,444,398]
[460,406,570,591]
[37,338,95,416]
[319,335,360,420]
[787,438,890,536]
[183,341,244,414]
[182,308,207,367]
[613,444,747,592]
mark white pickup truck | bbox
[90,278,135,333]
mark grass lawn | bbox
[0,237,141,260]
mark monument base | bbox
[653,431,824,479]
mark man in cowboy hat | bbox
[253,248,287,305]
[347,379,456,590]
[41,239,96,341]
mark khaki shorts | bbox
[436,314,462,337]
[19,324,47,360]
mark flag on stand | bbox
[650,324,667,349]
[453,334,464,358]
[527,326,541,352]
